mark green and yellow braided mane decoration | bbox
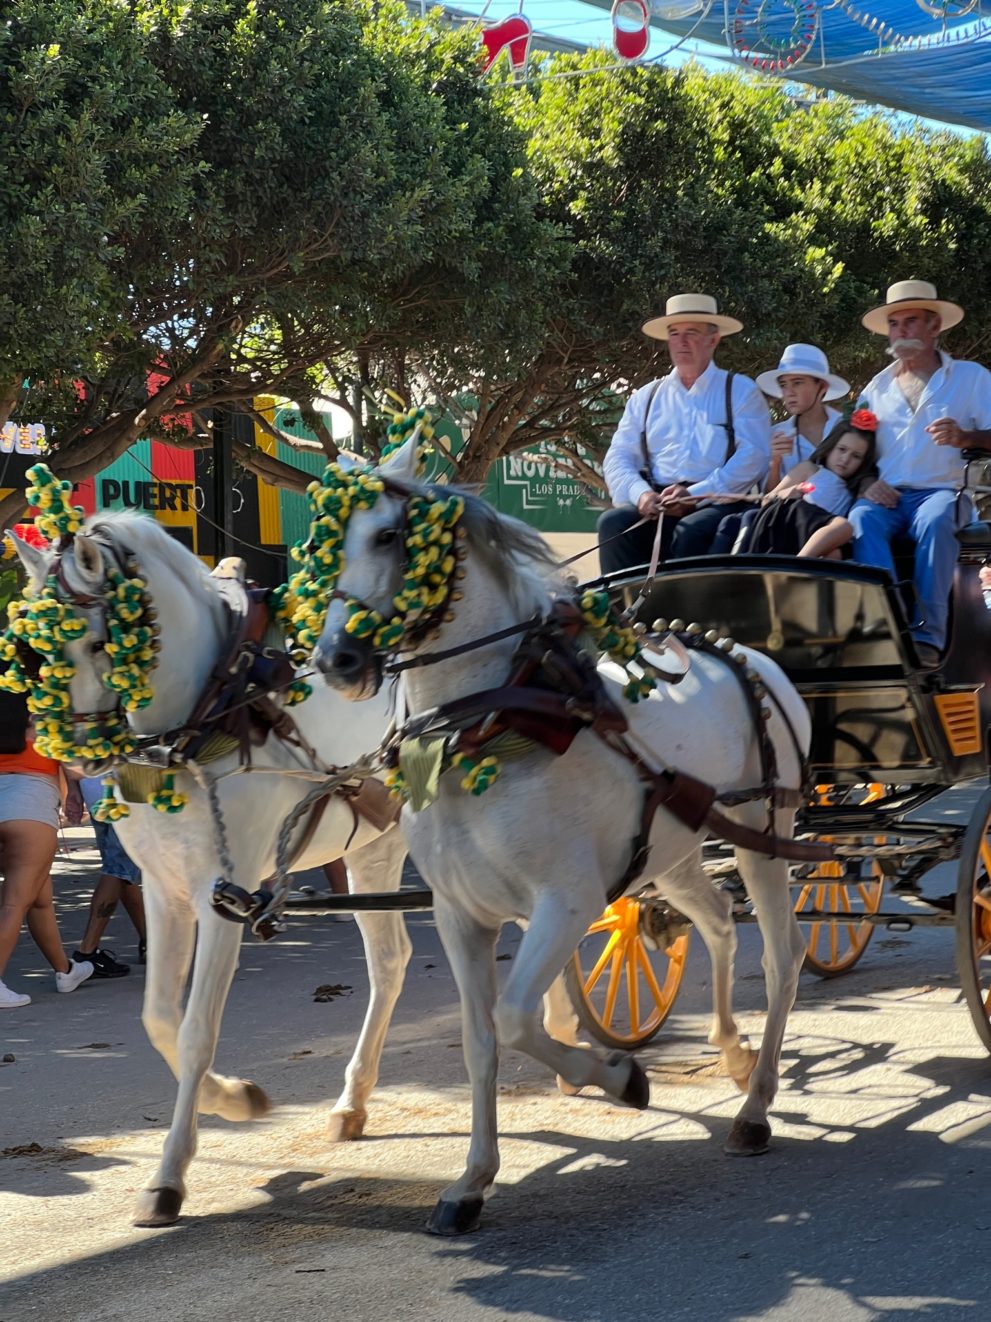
[0,464,186,818]
[272,405,464,663]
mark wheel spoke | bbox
[625,943,640,1032]
[583,930,621,996]
[980,839,991,878]
[635,940,667,1007]
[602,942,625,1025]
[974,890,991,916]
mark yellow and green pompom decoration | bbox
[453,753,501,796]
[92,778,130,823]
[0,464,161,774]
[25,463,84,541]
[580,589,656,704]
[148,773,187,814]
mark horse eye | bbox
[375,527,401,548]
[91,640,106,654]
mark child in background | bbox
[735,411,878,559]
[711,344,849,553]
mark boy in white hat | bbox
[599,293,771,572]
[711,344,849,552]
[849,280,991,667]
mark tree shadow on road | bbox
[1,1037,989,1321]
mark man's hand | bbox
[636,490,665,518]
[658,483,698,519]
[926,417,967,448]
[862,479,900,508]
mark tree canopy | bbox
[0,0,551,524]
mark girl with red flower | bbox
[735,413,879,559]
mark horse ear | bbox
[71,532,105,587]
[7,531,50,588]
[380,430,421,481]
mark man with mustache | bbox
[850,280,991,668]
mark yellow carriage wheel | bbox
[565,897,690,1049]
[955,785,991,1054]
[795,784,887,978]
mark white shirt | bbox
[859,352,991,489]
[803,466,853,517]
[773,405,843,477]
[603,363,771,507]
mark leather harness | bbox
[387,602,832,901]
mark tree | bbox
[0,0,553,525]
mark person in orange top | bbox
[0,692,93,1008]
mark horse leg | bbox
[542,973,587,1096]
[426,896,501,1236]
[329,829,412,1141]
[134,908,263,1227]
[724,814,805,1157]
[654,853,757,1088]
[493,894,650,1108]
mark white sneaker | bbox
[55,959,94,994]
[0,980,31,1009]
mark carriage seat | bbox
[957,521,991,557]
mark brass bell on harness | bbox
[651,618,669,634]
[669,618,685,633]
[704,629,719,644]
[686,622,703,636]
[633,622,647,636]
[732,651,748,666]
[716,636,735,652]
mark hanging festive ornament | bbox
[612,0,651,60]
[732,0,819,73]
[651,1,706,18]
[480,15,532,76]
[916,1,977,16]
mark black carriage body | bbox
[602,550,991,786]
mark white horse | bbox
[312,442,812,1235]
[13,514,412,1228]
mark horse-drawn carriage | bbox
[567,480,991,1056]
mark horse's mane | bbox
[85,509,218,607]
[387,476,567,615]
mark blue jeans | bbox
[848,488,965,650]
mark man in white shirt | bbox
[849,280,991,667]
[598,293,771,573]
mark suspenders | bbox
[638,371,737,491]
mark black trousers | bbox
[597,502,752,576]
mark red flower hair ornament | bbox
[849,408,878,433]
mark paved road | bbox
[2,791,991,1322]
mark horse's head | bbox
[312,439,424,700]
[8,523,138,770]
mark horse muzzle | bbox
[313,631,383,700]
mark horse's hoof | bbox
[243,1082,272,1119]
[328,1109,366,1142]
[724,1117,771,1157]
[133,1186,184,1227]
[425,1196,484,1236]
[604,1052,650,1110]
[556,1074,584,1097]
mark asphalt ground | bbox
[1,789,991,1322]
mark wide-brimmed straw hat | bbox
[642,293,743,341]
[861,280,964,336]
[756,343,849,402]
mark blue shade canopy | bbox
[589,2,991,133]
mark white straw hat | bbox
[756,343,849,402]
[642,293,743,341]
[861,280,964,336]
